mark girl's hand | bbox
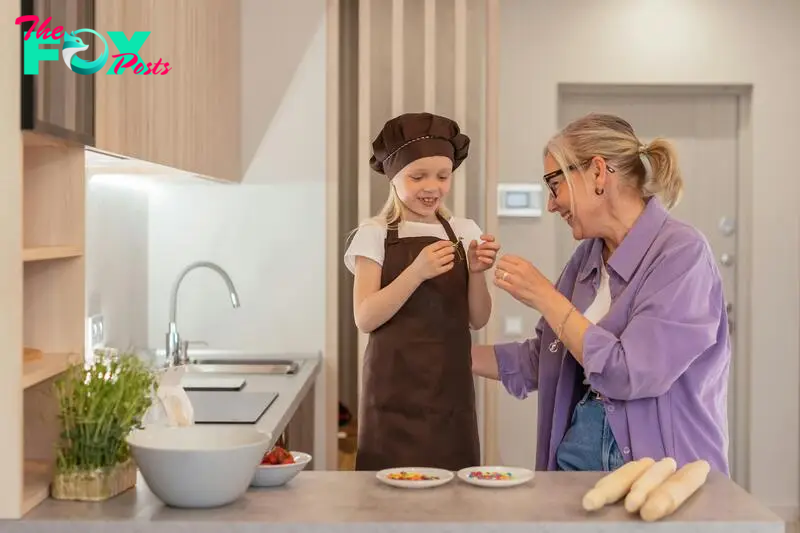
[409,240,455,281]
[468,234,501,274]
[493,254,556,310]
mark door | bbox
[557,89,740,475]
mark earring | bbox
[595,187,604,195]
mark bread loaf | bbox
[639,460,711,522]
[581,457,655,511]
[623,457,678,513]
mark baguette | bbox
[639,460,711,522]
[581,457,655,511]
[623,457,678,513]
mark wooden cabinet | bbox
[18,0,96,146]
[95,0,241,182]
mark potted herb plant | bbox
[50,349,158,501]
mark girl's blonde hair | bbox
[346,183,453,244]
[545,113,684,211]
[372,184,452,229]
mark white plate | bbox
[457,466,535,488]
[376,467,454,489]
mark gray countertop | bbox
[172,350,321,446]
[4,470,783,533]
[204,351,321,444]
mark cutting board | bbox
[185,390,279,424]
[23,347,42,362]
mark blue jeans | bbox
[556,389,625,472]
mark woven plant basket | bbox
[50,459,137,502]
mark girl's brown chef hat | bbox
[369,112,470,179]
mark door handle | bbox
[726,302,734,334]
[720,253,734,267]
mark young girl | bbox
[344,112,500,471]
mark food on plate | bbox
[467,471,513,481]
[623,457,678,513]
[386,471,439,481]
[582,457,656,511]
[639,460,711,522]
[260,446,295,466]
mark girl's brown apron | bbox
[355,213,480,471]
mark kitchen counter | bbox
[6,471,783,533]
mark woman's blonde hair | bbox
[545,113,684,210]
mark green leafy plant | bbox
[54,350,158,473]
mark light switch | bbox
[504,316,523,336]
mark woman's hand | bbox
[467,234,501,274]
[493,255,557,310]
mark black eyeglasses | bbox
[542,158,615,197]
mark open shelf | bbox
[23,246,83,262]
[19,135,86,517]
[23,353,80,389]
[22,460,52,515]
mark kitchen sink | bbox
[184,358,301,375]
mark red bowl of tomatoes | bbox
[251,446,312,487]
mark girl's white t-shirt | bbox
[344,217,484,274]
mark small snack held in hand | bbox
[260,446,295,466]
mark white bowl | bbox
[251,451,312,487]
[127,425,272,508]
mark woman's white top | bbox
[582,261,612,383]
[583,261,612,324]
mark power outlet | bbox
[88,314,105,349]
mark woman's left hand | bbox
[494,255,557,310]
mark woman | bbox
[472,113,730,475]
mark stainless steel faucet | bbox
[166,261,241,367]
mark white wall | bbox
[242,16,326,183]
[85,175,151,352]
[146,183,325,354]
[494,0,800,516]
[241,0,327,174]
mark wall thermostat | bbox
[497,183,543,217]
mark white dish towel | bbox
[152,366,195,427]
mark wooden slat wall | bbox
[483,0,500,465]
